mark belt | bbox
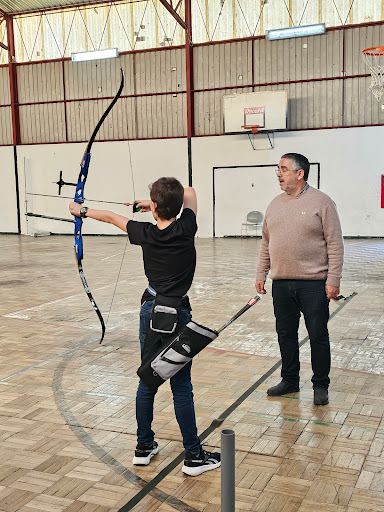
[147,285,187,299]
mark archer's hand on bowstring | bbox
[124,200,151,212]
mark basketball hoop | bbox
[362,46,384,101]
[241,125,260,134]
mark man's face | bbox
[276,157,304,194]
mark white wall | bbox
[193,126,384,237]
[1,125,384,237]
[15,138,188,235]
[213,163,319,237]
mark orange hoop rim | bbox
[241,124,260,134]
[362,46,384,56]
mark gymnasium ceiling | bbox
[0,0,114,15]
[0,0,382,64]
[0,0,383,22]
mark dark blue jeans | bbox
[136,300,201,454]
[272,280,330,390]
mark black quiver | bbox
[137,321,218,391]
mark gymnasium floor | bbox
[0,235,383,512]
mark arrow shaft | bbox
[26,192,128,206]
[26,212,74,223]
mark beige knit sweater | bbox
[256,186,344,287]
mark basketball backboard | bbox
[223,90,287,133]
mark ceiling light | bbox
[71,48,119,62]
[266,23,325,41]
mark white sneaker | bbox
[182,448,221,476]
[132,441,159,465]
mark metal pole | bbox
[221,429,235,512]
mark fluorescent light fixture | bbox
[72,48,119,62]
[266,23,325,41]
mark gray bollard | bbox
[221,429,235,512]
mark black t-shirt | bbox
[127,208,197,300]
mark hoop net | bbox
[241,125,260,134]
[362,46,384,101]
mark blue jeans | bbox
[136,300,201,454]
[272,280,330,390]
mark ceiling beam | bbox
[4,0,125,17]
[158,0,187,31]
[6,14,15,58]
[0,12,8,50]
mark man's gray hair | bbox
[281,153,310,181]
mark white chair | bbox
[241,211,263,237]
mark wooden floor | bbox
[0,235,383,512]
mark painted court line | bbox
[117,291,357,512]
[2,278,134,320]
[0,338,98,382]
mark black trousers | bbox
[272,279,330,390]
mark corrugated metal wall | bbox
[194,24,384,135]
[0,23,384,145]
[194,41,253,135]
[253,31,344,130]
[64,51,186,141]
[18,61,65,143]
[344,23,384,126]
[6,47,186,144]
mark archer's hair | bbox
[281,153,310,181]
[150,177,184,220]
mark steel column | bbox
[6,15,20,145]
[6,15,21,233]
[185,0,194,185]
[185,0,194,138]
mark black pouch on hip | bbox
[149,294,182,334]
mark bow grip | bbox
[74,216,84,262]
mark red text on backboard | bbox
[244,106,265,115]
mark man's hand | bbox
[256,280,267,294]
[69,202,82,218]
[325,285,339,300]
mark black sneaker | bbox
[314,388,329,405]
[267,380,300,396]
[182,448,221,477]
[132,441,159,465]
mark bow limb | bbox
[73,69,125,344]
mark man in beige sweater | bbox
[255,153,343,405]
